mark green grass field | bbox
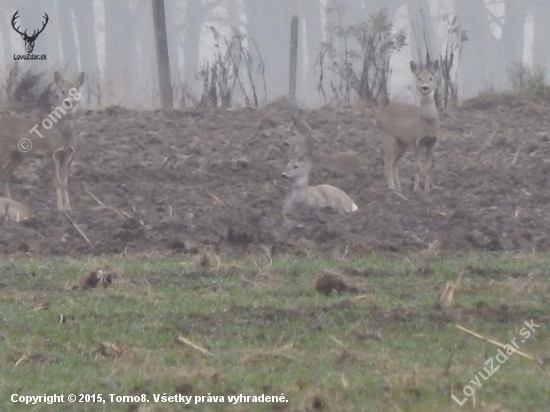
[0,252,548,411]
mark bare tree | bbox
[72,0,99,77]
[298,0,323,103]
[500,0,526,72]
[532,0,550,72]
[408,0,437,65]
[183,0,203,92]
[56,0,78,71]
[164,0,182,89]
[0,8,14,64]
[41,0,62,70]
[227,0,240,29]
[104,0,134,104]
[71,0,99,105]
[245,0,293,99]
[152,0,173,109]
[452,0,503,94]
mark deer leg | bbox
[60,150,74,211]
[52,154,64,211]
[61,170,72,211]
[383,134,396,190]
[423,137,437,191]
[0,160,14,199]
[413,144,422,191]
[392,141,407,193]
[1,154,24,199]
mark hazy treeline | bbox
[0,0,548,108]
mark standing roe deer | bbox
[0,71,85,211]
[375,60,440,192]
[282,117,358,219]
[283,116,362,174]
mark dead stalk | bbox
[455,324,541,364]
[85,188,129,219]
[175,336,215,358]
[62,212,90,243]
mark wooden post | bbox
[152,0,173,109]
[289,15,299,100]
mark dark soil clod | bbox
[315,273,357,295]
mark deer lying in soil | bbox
[0,71,85,211]
[0,198,30,222]
[375,60,440,192]
[283,116,361,174]
[282,117,358,219]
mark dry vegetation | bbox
[196,28,266,108]
[316,5,406,105]
[0,65,57,112]
[0,253,548,411]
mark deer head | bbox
[12,11,49,54]
[410,60,440,97]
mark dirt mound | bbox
[2,99,550,256]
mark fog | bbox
[0,0,546,109]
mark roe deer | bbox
[281,117,358,219]
[375,60,440,192]
[284,116,362,174]
[282,158,359,218]
[0,71,85,211]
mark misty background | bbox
[0,0,547,109]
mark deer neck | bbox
[291,175,309,204]
[418,93,438,121]
[56,114,74,135]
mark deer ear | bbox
[410,61,418,74]
[75,72,85,88]
[54,71,63,85]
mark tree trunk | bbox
[299,0,323,103]
[227,0,240,29]
[501,0,526,71]
[289,15,299,100]
[0,9,14,65]
[260,0,292,99]
[164,0,181,94]
[532,0,550,70]
[152,0,173,109]
[244,0,282,100]
[407,0,437,64]
[104,0,133,104]
[452,0,503,95]
[183,0,203,94]
[40,0,62,71]
[132,0,156,108]
[57,0,79,71]
[72,0,99,103]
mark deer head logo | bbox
[11,11,49,54]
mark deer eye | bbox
[429,77,433,81]
[418,77,421,81]
[293,165,299,169]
